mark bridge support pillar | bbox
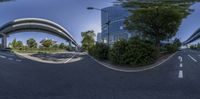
[1,34,7,49]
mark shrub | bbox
[165,44,178,53]
[109,39,128,64]
[109,37,157,66]
[89,43,109,60]
[125,37,157,65]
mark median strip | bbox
[188,55,197,62]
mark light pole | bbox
[87,7,110,46]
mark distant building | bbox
[100,5,136,45]
[97,33,102,43]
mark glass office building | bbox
[99,5,135,45]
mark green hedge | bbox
[109,37,157,66]
[89,43,109,60]
[109,39,128,64]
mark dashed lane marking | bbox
[178,70,183,78]
[178,56,182,62]
[8,58,13,61]
[16,59,22,62]
[188,55,197,62]
[180,63,183,67]
[0,55,6,59]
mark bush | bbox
[89,43,109,60]
[109,39,128,64]
[165,44,178,53]
[125,37,157,65]
[109,37,157,66]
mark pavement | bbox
[0,49,199,99]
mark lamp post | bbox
[87,7,110,46]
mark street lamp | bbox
[87,7,110,46]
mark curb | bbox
[87,52,178,72]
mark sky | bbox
[0,0,199,45]
[0,0,115,45]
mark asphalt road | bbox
[0,49,200,99]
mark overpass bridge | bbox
[183,28,200,45]
[0,18,78,49]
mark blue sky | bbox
[0,0,115,45]
[0,0,200,45]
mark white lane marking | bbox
[64,54,77,63]
[180,63,183,67]
[188,55,197,62]
[178,56,182,62]
[8,58,13,60]
[0,55,6,59]
[178,70,183,78]
[16,59,22,62]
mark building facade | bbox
[98,5,135,45]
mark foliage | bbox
[59,43,66,49]
[81,30,95,51]
[165,38,182,53]
[124,6,183,57]
[11,39,23,49]
[109,39,128,64]
[109,37,157,66]
[27,38,37,48]
[89,43,109,60]
[41,39,54,48]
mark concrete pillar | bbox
[68,41,73,51]
[1,34,7,49]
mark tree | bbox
[16,41,23,49]
[173,38,182,48]
[124,6,183,56]
[11,38,18,48]
[40,39,54,48]
[59,43,66,49]
[27,38,37,48]
[81,30,96,51]
[119,0,200,56]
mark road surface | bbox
[0,49,200,99]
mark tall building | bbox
[99,5,135,45]
[97,33,102,43]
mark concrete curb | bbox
[87,52,178,72]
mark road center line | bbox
[188,55,197,62]
[178,70,183,78]
[178,56,182,62]
[180,63,183,67]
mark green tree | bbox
[27,38,37,48]
[16,41,23,49]
[41,39,54,48]
[124,6,183,56]
[59,43,66,49]
[11,38,18,49]
[81,30,95,51]
[173,38,182,48]
[120,0,200,56]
